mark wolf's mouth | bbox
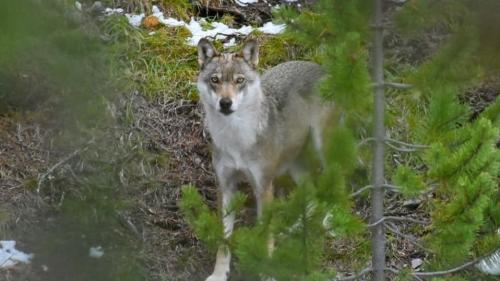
[220,108,234,115]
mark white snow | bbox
[257,22,286,34]
[184,19,254,46]
[99,4,286,46]
[411,258,423,269]
[150,5,186,27]
[0,241,33,269]
[223,38,237,48]
[75,1,82,11]
[125,13,145,27]
[89,246,104,258]
[235,0,258,6]
[104,7,124,15]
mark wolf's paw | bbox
[205,272,228,281]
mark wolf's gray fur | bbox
[197,38,332,281]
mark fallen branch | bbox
[383,250,498,279]
[385,222,428,251]
[412,255,485,278]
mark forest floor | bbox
[1,1,499,281]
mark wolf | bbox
[197,38,332,281]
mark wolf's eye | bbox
[210,76,219,83]
[236,77,245,84]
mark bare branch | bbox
[367,216,429,228]
[36,139,94,193]
[350,184,402,198]
[385,141,420,152]
[350,185,373,197]
[371,82,414,90]
[385,250,498,279]
[334,266,372,281]
[385,82,414,89]
[358,137,375,147]
[385,138,429,149]
[383,184,403,192]
[412,257,483,277]
[385,222,428,251]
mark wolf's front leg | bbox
[206,169,236,281]
[255,182,275,255]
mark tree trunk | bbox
[371,0,386,280]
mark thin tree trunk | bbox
[371,0,386,280]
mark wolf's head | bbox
[197,38,260,116]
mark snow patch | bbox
[257,22,286,34]
[100,4,286,46]
[126,13,145,27]
[75,1,82,11]
[0,241,33,269]
[185,18,254,46]
[150,5,186,27]
[223,38,237,48]
[104,7,124,15]
[89,246,104,258]
[235,0,258,6]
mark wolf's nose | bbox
[219,98,232,110]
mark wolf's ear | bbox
[198,38,217,68]
[241,39,259,68]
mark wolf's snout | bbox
[219,98,233,115]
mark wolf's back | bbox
[261,61,324,105]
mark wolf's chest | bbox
[207,114,264,168]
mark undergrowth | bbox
[103,12,312,100]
